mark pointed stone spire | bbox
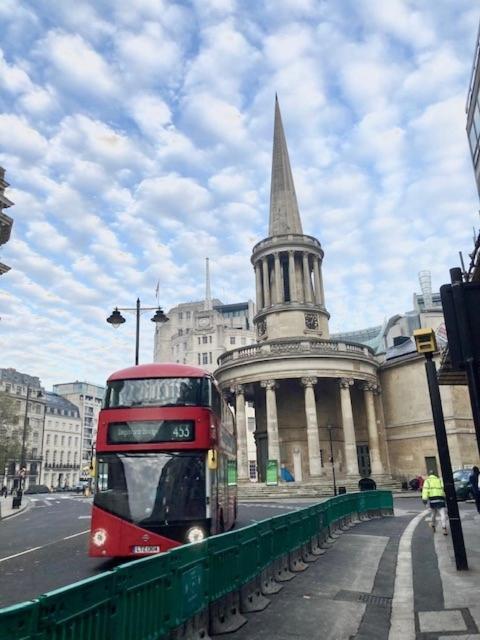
[269,96,303,236]
[204,257,212,311]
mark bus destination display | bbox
[108,420,195,444]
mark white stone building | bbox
[0,368,45,491]
[41,393,82,489]
[52,381,104,475]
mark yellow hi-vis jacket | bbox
[422,474,445,501]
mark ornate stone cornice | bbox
[301,376,318,388]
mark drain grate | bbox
[335,590,392,609]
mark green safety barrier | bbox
[0,491,393,640]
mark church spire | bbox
[269,96,303,236]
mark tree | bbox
[0,391,22,483]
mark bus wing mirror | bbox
[208,449,217,470]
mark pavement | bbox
[217,498,480,640]
[0,494,30,520]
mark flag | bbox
[155,281,159,299]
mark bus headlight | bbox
[186,526,205,543]
[92,528,107,547]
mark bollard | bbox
[301,540,319,562]
[209,591,246,635]
[240,577,270,613]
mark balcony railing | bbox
[217,338,375,367]
[44,463,80,470]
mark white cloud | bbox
[0,114,48,159]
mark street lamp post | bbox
[107,298,168,365]
[327,424,337,496]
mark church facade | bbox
[214,98,477,489]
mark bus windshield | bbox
[103,377,210,409]
[94,452,206,524]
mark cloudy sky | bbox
[0,0,479,389]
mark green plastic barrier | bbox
[168,540,208,629]
[208,529,242,601]
[36,572,115,639]
[255,519,275,573]
[0,601,38,640]
[0,491,394,640]
[237,523,264,586]
[114,551,172,640]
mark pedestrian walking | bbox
[422,470,448,535]
[1,485,7,498]
[468,466,480,514]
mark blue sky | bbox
[0,0,479,389]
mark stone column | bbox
[313,257,322,304]
[288,251,297,302]
[360,382,384,475]
[339,378,359,476]
[255,262,263,310]
[274,252,282,304]
[233,384,249,481]
[260,380,280,465]
[262,257,271,308]
[301,377,322,477]
[302,253,312,303]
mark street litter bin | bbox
[338,486,347,494]
[358,477,376,491]
[12,496,21,509]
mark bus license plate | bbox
[132,545,160,554]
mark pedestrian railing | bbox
[0,490,393,640]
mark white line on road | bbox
[0,546,43,563]
[0,530,90,563]
[388,509,428,640]
[63,530,89,540]
[78,515,90,519]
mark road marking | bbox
[0,530,90,563]
[63,530,89,540]
[389,509,428,640]
[0,546,43,563]
[78,516,90,519]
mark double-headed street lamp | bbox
[107,298,168,365]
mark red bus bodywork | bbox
[89,363,237,558]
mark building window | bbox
[5,384,10,392]
[209,336,212,343]
[209,352,212,364]
[198,353,201,365]
[54,435,58,445]
[249,460,257,480]
[198,338,201,345]
[46,434,50,445]
[178,329,183,336]
[203,336,208,344]
[230,337,236,345]
[320,449,324,467]
[186,311,191,319]
[202,353,208,365]
[179,312,183,319]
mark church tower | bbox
[251,97,329,342]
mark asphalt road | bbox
[0,495,310,608]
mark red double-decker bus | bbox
[89,363,237,558]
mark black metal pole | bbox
[328,427,337,496]
[135,298,140,366]
[450,268,480,456]
[20,386,30,484]
[424,352,468,570]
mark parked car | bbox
[453,469,473,501]
[25,484,51,494]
